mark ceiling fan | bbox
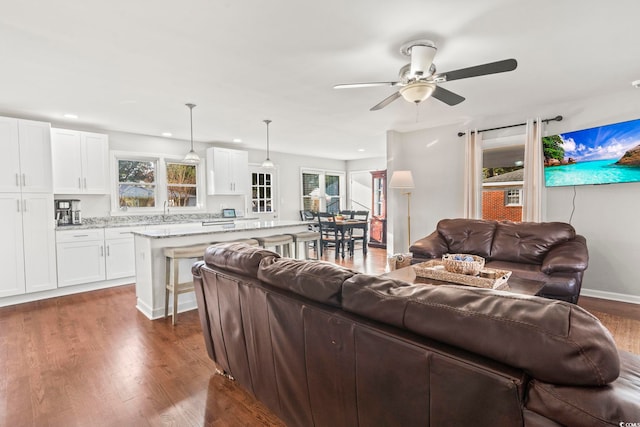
[334,39,517,111]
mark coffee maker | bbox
[55,199,82,226]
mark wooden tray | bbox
[413,260,512,289]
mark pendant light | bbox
[183,103,200,164]
[261,119,275,168]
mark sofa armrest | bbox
[409,230,449,258]
[541,235,588,274]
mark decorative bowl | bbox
[442,253,485,276]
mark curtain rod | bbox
[457,115,563,137]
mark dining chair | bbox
[317,212,349,259]
[349,210,369,254]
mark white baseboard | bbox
[580,288,640,305]
[0,278,133,308]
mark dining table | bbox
[333,218,368,256]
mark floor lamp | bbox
[389,170,415,250]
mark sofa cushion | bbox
[491,221,576,264]
[204,242,279,278]
[486,260,579,298]
[342,274,619,386]
[437,218,496,258]
[526,350,640,427]
[258,257,357,307]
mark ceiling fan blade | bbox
[432,86,465,106]
[334,81,399,89]
[438,58,517,82]
[370,91,402,111]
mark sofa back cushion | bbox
[437,218,496,258]
[341,274,619,386]
[491,221,576,264]
[204,242,279,278]
[258,257,357,307]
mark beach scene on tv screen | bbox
[543,118,640,187]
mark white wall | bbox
[54,129,347,220]
[388,88,640,302]
[346,157,386,212]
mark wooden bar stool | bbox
[286,231,320,259]
[254,234,294,257]
[164,243,212,325]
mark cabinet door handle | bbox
[17,199,20,212]
[73,234,89,237]
[21,174,26,187]
[78,178,82,189]
[84,177,87,189]
[15,173,20,187]
[100,246,104,257]
[106,245,110,256]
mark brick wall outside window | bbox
[482,190,522,222]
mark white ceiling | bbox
[2,0,639,160]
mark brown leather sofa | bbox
[192,242,639,427]
[410,218,589,303]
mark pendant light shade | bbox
[183,103,200,164]
[261,119,274,168]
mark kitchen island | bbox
[133,219,309,320]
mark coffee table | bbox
[385,265,545,297]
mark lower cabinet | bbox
[56,229,106,287]
[104,228,137,280]
[56,227,140,287]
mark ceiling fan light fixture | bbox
[183,103,200,164]
[400,82,436,104]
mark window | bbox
[301,169,345,213]
[113,152,204,213]
[505,188,523,206]
[118,159,157,208]
[481,134,525,222]
[166,162,197,207]
[251,172,273,213]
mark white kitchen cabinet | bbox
[0,117,52,193]
[56,227,141,286]
[206,147,249,195]
[104,227,139,280]
[56,229,106,287]
[0,193,57,297]
[51,128,109,194]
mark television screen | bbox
[543,118,640,187]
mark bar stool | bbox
[286,231,320,259]
[228,238,260,246]
[254,234,294,257]
[164,243,212,325]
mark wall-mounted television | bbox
[543,118,640,187]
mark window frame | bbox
[111,151,205,215]
[300,168,346,213]
[504,188,523,206]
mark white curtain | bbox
[463,130,482,219]
[523,118,544,222]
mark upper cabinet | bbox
[0,117,52,193]
[51,128,109,194]
[206,147,249,195]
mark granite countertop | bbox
[55,214,258,230]
[134,220,309,238]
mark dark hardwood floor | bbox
[0,246,637,426]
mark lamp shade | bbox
[389,170,415,189]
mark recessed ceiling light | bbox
[63,113,78,119]
[161,132,172,137]
[233,138,242,143]
[357,148,365,152]
[632,80,640,88]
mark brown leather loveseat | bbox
[192,242,639,427]
[410,218,588,303]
